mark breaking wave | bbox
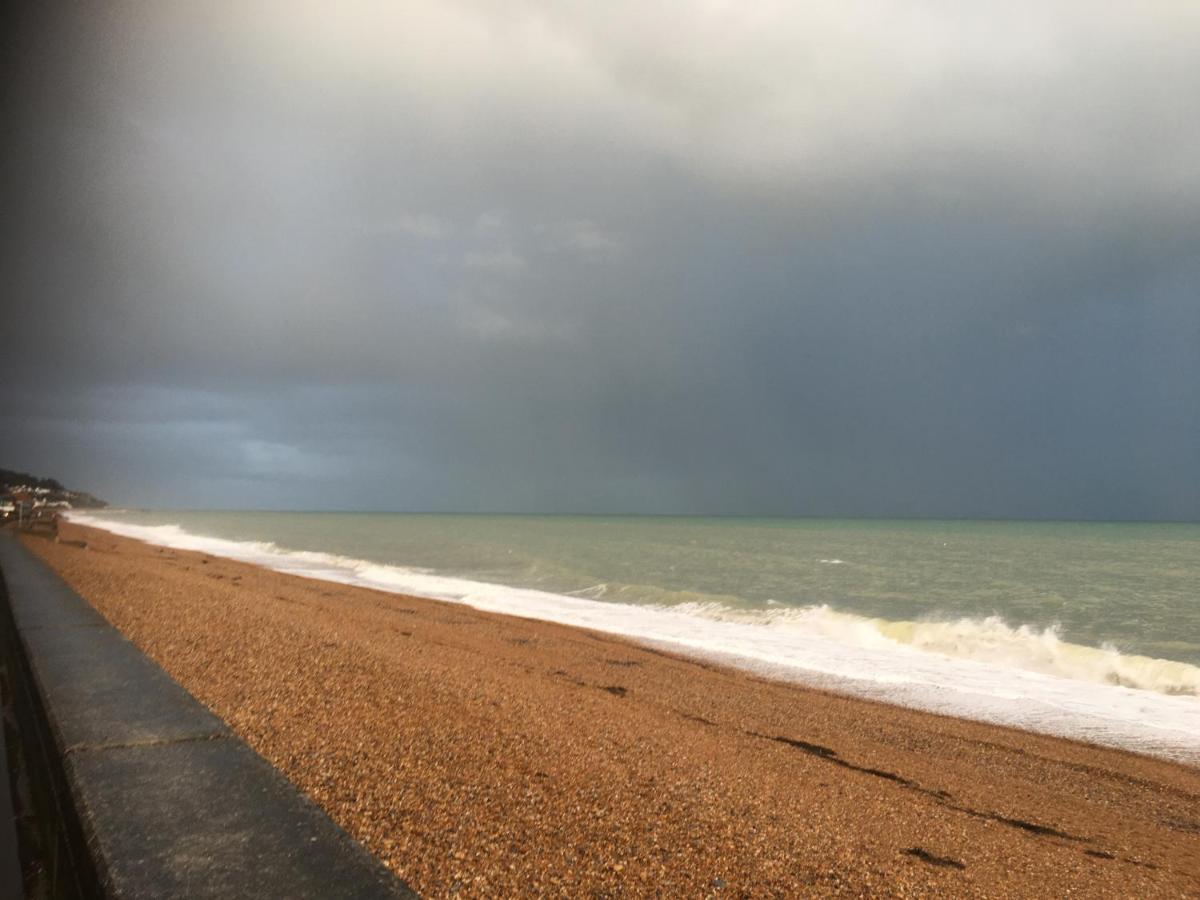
[669,604,1200,697]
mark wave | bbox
[669,604,1200,697]
[66,511,1200,762]
[877,615,1200,696]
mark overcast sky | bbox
[2,2,1198,519]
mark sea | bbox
[67,510,1200,762]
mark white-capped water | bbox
[67,511,1200,763]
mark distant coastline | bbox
[0,467,106,525]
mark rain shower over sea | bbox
[70,511,1200,761]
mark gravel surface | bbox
[21,524,1200,898]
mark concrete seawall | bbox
[0,535,417,898]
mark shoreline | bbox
[62,511,1200,764]
[20,522,1200,896]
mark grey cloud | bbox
[2,2,1197,519]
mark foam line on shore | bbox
[66,512,1200,762]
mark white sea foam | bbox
[67,511,1200,763]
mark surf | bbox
[67,511,1200,762]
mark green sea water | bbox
[83,511,1200,666]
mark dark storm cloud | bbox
[3,2,1198,518]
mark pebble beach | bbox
[21,523,1200,898]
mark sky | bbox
[2,2,1198,519]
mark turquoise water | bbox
[82,511,1200,665]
